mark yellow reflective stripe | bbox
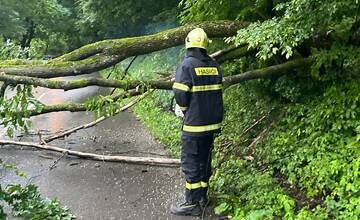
[189,42,202,47]
[191,84,222,92]
[200,181,208,187]
[186,182,201,190]
[194,67,218,76]
[185,181,208,190]
[179,106,188,111]
[183,123,221,133]
[173,82,190,92]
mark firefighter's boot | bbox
[199,196,209,209]
[170,202,202,216]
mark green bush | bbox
[208,77,360,219]
[259,81,360,219]
[0,161,75,220]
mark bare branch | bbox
[212,46,256,64]
[13,89,142,120]
[223,57,312,88]
[43,91,152,143]
[0,57,311,127]
[0,139,180,167]
[210,44,256,63]
[0,82,8,97]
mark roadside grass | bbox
[133,92,182,158]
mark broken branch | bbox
[223,57,312,88]
[43,91,152,143]
[0,140,180,167]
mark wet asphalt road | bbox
[0,76,208,220]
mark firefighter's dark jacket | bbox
[173,48,224,137]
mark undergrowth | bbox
[208,62,360,219]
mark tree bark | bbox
[55,21,247,62]
[0,140,180,167]
[0,82,8,97]
[0,54,121,78]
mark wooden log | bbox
[0,140,180,167]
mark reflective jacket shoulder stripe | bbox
[191,84,222,92]
[183,123,221,132]
[173,82,190,92]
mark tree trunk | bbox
[20,18,35,58]
[266,0,274,18]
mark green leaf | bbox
[214,202,230,215]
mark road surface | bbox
[0,75,210,219]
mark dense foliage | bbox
[76,0,179,40]
[0,0,179,57]
[0,0,74,56]
[0,85,43,137]
[175,0,360,219]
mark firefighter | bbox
[170,28,224,216]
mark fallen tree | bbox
[0,21,248,78]
[0,20,312,166]
[0,57,311,122]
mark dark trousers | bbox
[181,134,214,203]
